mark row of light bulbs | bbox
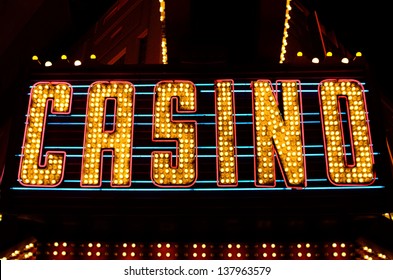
[297,51,364,64]
[31,51,363,67]
[32,54,97,67]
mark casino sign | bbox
[1,66,392,215]
[18,79,374,189]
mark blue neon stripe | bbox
[15,151,380,158]
[43,112,366,119]
[40,145,337,150]
[306,185,382,190]
[67,90,335,95]
[134,84,157,87]
[17,176,371,186]
[28,82,368,88]
[44,113,329,118]
[45,122,255,126]
[14,177,380,184]
[44,145,255,150]
[47,114,87,118]
[10,185,384,192]
[194,83,214,86]
[68,84,159,88]
[307,178,328,182]
[302,113,320,115]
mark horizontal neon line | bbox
[10,185,384,192]
[45,122,255,126]
[16,177,352,185]
[44,146,255,150]
[42,112,361,119]
[44,120,352,126]
[15,154,260,158]
[45,113,327,118]
[194,185,381,191]
[173,114,218,117]
[306,185,383,190]
[34,178,357,184]
[31,83,314,89]
[45,146,85,149]
[46,114,220,118]
[14,152,380,158]
[60,179,266,184]
[198,90,327,93]
[307,178,327,182]
[28,89,369,96]
[234,113,251,116]
[28,82,367,88]
[11,178,380,186]
[41,144,359,150]
[134,84,157,87]
[194,83,214,86]
[30,89,369,95]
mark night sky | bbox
[0,1,391,110]
[300,0,390,87]
[29,0,392,73]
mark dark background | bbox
[301,1,390,88]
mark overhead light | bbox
[61,54,68,60]
[32,55,41,65]
[326,52,333,57]
[74,60,82,66]
[311,57,319,64]
[44,61,52,67]
[90,54,96,60]
[296,51,303,57]
[341,58,349,64]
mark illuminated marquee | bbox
[16,78,375,189]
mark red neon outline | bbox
[337,96,356,167]
[0,164,4,186]
[103,98,117,133]
[318,79,376,186]
[214,79,238,187]
[150,80,198,188]
[18,82,72,187]
[251,80,306,189]
[80,81,135,188]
